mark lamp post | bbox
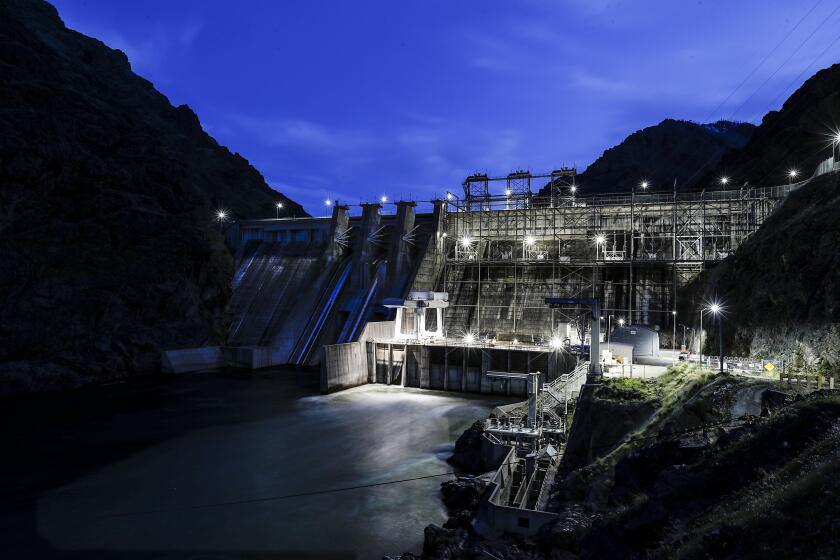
[833,132,840,165]
[699,309,703,368]
[788,170,798,185]
[671,310,677,363]
[594,234,606,300]
[709,303,724,374]
[275,202,284,218]
[216,210,228,232]
[629,181,648,324]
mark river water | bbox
[0,369,510,559]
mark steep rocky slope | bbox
[681,170,840,365]
[0,0,305,395]
[703,63,840,187]
[415,368,840,559]
[540,120,754,195]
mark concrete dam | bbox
[165,169,806,394]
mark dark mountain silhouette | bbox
[702,63,840,187]
[541,119,754,195]
[0,0,306,395]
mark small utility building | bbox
[609,325,660,357]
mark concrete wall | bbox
[367,342,575,395]
[475,447,558,537]
[162,347,224,373]
[320,342,367,393]
[359,321,394,342]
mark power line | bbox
[679,1,834,188]
[724,1,840,124]
[701,0,825,125]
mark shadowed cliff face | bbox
[682,171,840,364]
[0,0,306,395]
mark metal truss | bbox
[439,176,798,337]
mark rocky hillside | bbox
[416,367,840,559]
[540,119,754,195]
[682,64,840,367]
[681,170,840,366]
[0,0,306,396]
[703,63,840,187]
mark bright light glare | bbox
[594,234,606,244]
[640,181,648,189]
[460,236,472,248]
[441,232,447,238]
[720,177,729,185]
[446,192,454,200]
[216,210,227,220]
[525,235,536,246]
[325,199,332,206]
[512,338,519,345]
[709,303,722,314]
[505,189,512,196]
[276,202,283,209]
[618,318,625,326]
[380,195,387,203]
[672,310,677,316]
[835,132,840,143]
[789,170,798,178]
[550,337,563,349]
[463,333,475,345]
[570,186,577,193]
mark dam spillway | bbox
[214,171,804,390]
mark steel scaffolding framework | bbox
[440,175,800,341]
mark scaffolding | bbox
[440,173,800,340]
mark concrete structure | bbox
[610,325,661,357]
[383,291,448,340]
[165,164,818,377]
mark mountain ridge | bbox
[540,119,755,195]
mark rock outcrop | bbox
[0,0,306,395]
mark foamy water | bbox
[29,378,508,559]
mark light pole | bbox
[275,202,284,218]
[629,181,648,324]
[833,132,840,165]
[709,303,724,374]
[594,234,606,300]
[788,170,798,185]
[699,309,703,367]
[671,310,677,363]
[215,210,228,232]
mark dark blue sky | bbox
[53,0,840,215]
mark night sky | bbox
[52,0,840,215]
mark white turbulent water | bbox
[34,382,504,559]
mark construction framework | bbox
[440,174,798,341]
